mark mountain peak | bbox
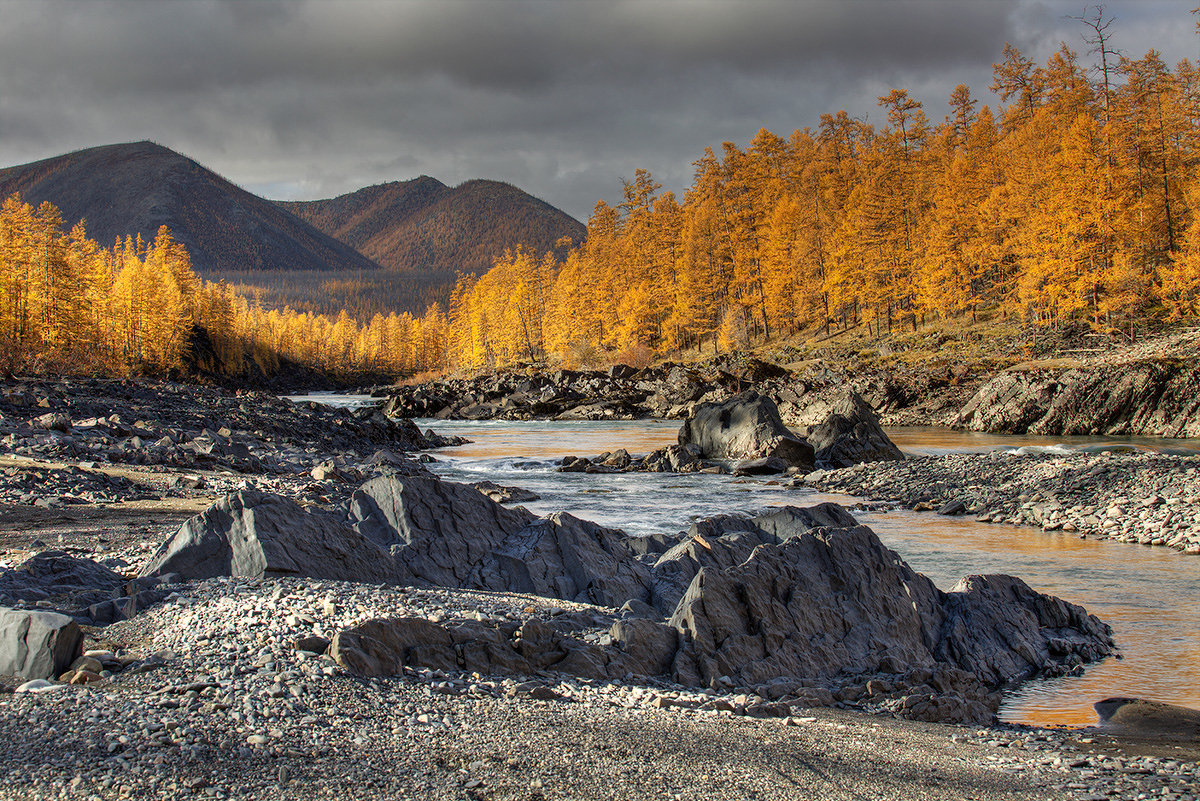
[0,142,379,274]
[279,176,583,274]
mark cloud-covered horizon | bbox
[0,0,1194,221]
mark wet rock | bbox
[1094,697,1200,739]
[678,392,814,470]
[471,480,540,504]
[731,457,790,476]
[637,444,709,473]
[957,362,1200,437]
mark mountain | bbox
[0,141,381,275]
[0,142,586,317]
[278,176,585,274]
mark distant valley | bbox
[0,141,583,316]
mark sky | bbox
[0,0,1195,222]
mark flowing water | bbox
[406,417,1200,729]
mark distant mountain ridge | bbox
[278,176,585,274]
[0,141,585,316]
[0,141,380,275]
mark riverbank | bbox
[374,328,1200,439]
[0,378,1196,800]
[4,575,1196,801]
[800,449,1200,554]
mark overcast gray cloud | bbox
[0,0,1194,221]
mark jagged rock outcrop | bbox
[678,392,814,471]
[140,491,401,584]
[663,510,1111,693]
[956,362,1200,436]
[143,475,654,609]
[806,390,904,468]
[936,574,1113,687]
[0,608,82,679]
[303,486,1112,727]
[667,522,946,687]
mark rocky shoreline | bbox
[0,378,1197,800]
[375,336,1200,439]
[800,450,1200,554]
[4,575,1195,801]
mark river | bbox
[406,417,1200,729]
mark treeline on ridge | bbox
[7,25,1200,382]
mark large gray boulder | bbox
[1094,698,1200,739]
[806,390,904,468]
[678,392,814,470]
[0,608,82,679]
[662,508,1112,691]
[140,490,401,584]
[145,475,655,609]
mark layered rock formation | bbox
[143,475,653,609]
[956,362,1200,437]
[142,473,1114,724]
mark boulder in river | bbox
[806,389,903,468]
[1094,697,1200,740]
[678,392,814,471]
[662,507,1112,691]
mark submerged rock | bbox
[1094,697,1200,739]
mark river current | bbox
[288,394,1200,728]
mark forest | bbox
[0,194,447,379]
[446,34,1200,368]
[4,26,1200,381]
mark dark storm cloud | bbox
[0,0,1192,221]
